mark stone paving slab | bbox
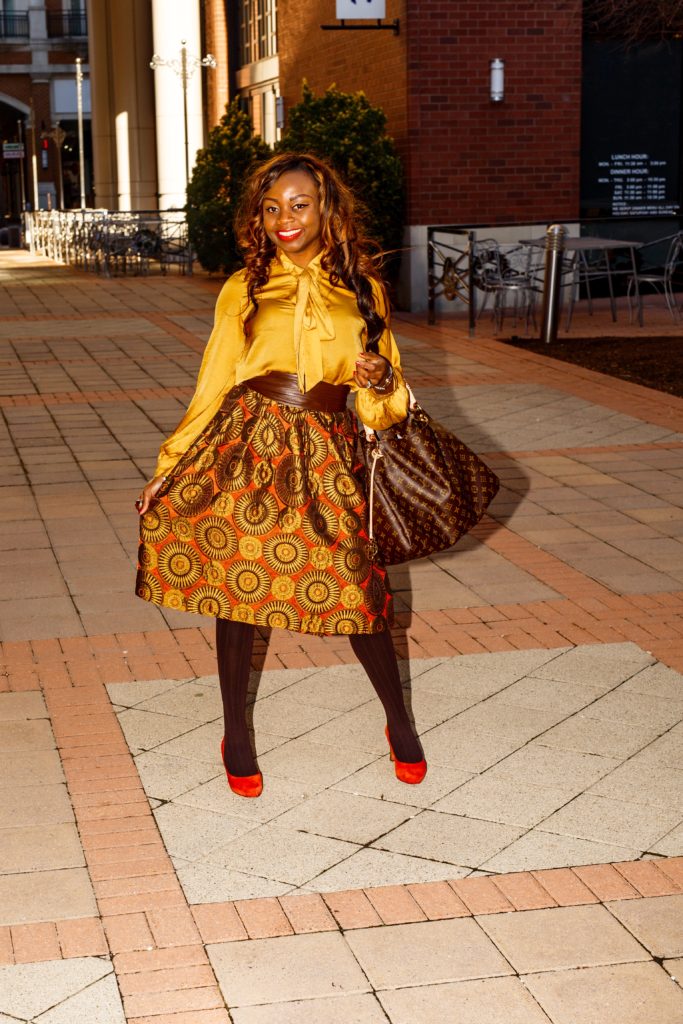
[2,257,683,642]
[102,644,683,902]
[418,382,683,452]
[2,251,683,1023]
[0,957,124,1023]
[206,899,683,1023]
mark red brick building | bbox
[278,1,583,227]
[5,2,680,309]
[230,0,583,306]
[0,1,89,216]
[232,2,679,307]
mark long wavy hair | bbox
[235,152,386,352]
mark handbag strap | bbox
[367,446,382,541]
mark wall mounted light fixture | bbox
[490,58,505,102]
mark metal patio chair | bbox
[474,240,537,334]
[627,231,683,324]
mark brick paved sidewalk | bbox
[0,250,681,1023]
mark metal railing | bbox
[0,12,29,37]
[47,11,88,37]
[427,229,476,334]
[24,210,194,277]
[427,216,683,330]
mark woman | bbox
[135,152,425,797]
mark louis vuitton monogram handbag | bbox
[359,388,500,566]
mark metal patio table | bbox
[520,235,644,324]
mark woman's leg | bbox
[349,631,423,763]
[215,619,258,776]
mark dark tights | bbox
[215,620,257,777]
[348,632,423,763]
[216,619,422,776]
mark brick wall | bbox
[0,74,31,108]
[48,48,86,64]
[405,0,583,225]
[0,75,51,135]
[278,0,408,160]
[0,75,61,188]
[0,51,31,65]
[276,0,581,227]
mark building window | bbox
[238,0,277,67]
[234,0,280,145]
[0,0,30,39]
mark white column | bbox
[87,0,158,211]
[28,2,49,78]
[28,2,48,45]
[151,0,204,210]
[86,0,117,208]
[115,111,131,211]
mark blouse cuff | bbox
[355,367,409,431]
[153,448,179,480]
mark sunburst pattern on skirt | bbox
[135,383,392,635]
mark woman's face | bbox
[262,169,323,268]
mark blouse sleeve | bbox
[354,279,410,432]
[153,271,248,478]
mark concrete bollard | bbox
[540,224,567,344]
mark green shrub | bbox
[186,102,270,274]
[278,83,405,266]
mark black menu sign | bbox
[581,40,682,218]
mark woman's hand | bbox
[354,354,390,390]
[135,475,166,515]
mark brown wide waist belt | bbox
[242,372,350,413]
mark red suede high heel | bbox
[385,726,427,785]
[220,738,263,798]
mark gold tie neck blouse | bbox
[153,251,410,478]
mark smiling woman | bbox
[262,170,322,267]
[134,152,427,797]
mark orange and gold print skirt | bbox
[135,383,392,635]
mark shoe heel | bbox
[385,727,396,763]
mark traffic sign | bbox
[3,143,25,159]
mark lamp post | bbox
[16,119,26,213]
[29,98,39,211]
[76,56,86,208]
[149,40,216,192]
[41,122,67,209]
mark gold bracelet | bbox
[372,364,395,394]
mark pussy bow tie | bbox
[285,256,335,393]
